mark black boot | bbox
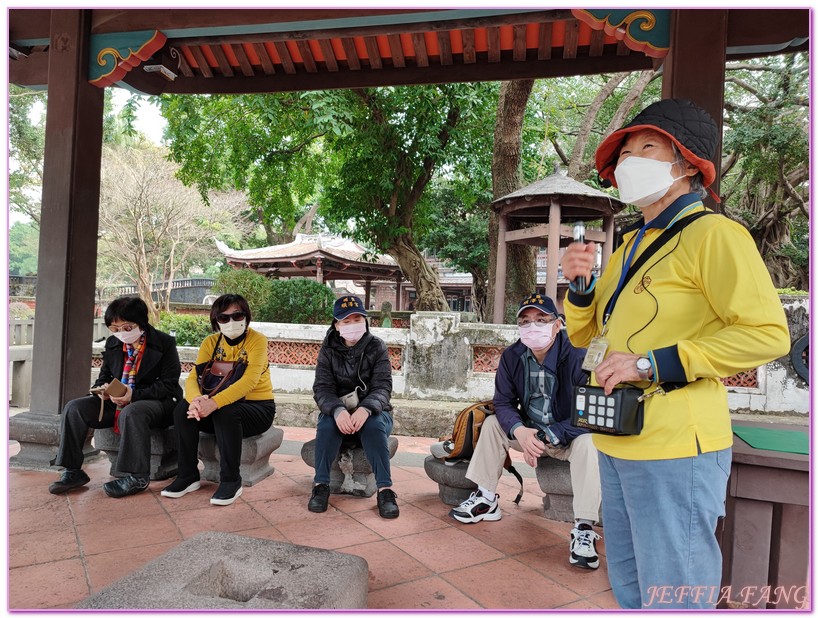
[308,483,330,513]
[377,488,400,519]
[48,469,90,495]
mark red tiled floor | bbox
[7,426,616,610]
[340,540,433,590]
[442,557,581,609]
[367,575,483,609]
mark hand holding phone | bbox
[573,222,586,293]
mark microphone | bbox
[573,222,586,293]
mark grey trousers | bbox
[54,395,172,477]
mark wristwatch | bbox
[636,356,653,381]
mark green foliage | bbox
[211,268,275,312]
[8,221,39,275]
[260,278,335,324]
[776,288,808,296]
[156,312,212,346]
[9,85,46,223]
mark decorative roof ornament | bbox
[571,9,670,58]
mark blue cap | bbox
[516,293,558,318]
[333,295,367,320]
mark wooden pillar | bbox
[364,279,372,309]
[662,9,727,209]
[492,212,508,324]
[315,257,324,284]
[601,215,615,270]
[545,200,561,301]
[394,276,402,311]
[10,9,105,468]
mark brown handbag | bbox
[196,335,247,396]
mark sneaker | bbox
[430,440,454,460]
[210,480,243,506]
[308,483,331,513]
[569,523,601,570]
[103,475,149,498]
[449,490,502,523]
[49,469,91,495]
[376,488,400,519]
[160,477,201,498]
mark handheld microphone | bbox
[573,222,586,293]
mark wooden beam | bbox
[589,28,605,57]
[616,40,631,56]
[437,31,453,66]
[296,40,317,72]
[364,35,382,69]
[160,10,575,46]
[504,224,606,244]
[461,29,476,64]
[513,25,526,61]
[159,48,654,94]
[341,37,361,70]
[231,44,255,77]
[387,34,405,67]
[487,26,501,62]
[318,39,338,72]
[208,44,235,77]
[9,51,49,86]
[726,9,808,46]
[538,22,553,60]
[252,42,276,74]
[188,45,214,78]
[273,41,296,73]
[8,9,52,40]
[173,46,195,77]
[563,19,579,59]
[411,32,429,67]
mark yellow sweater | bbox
[185,327,274,408]
[565,197,790,460]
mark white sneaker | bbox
[430,440,454,460]
[160,478,201,499]
[569,523,601,569]
[449,490,502,523]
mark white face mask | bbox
[519,322,555,352]
[337,321,367,345]
[614,156,685,208]
[114,328,143,345]
[219,319,247,339]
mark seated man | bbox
[49,296,183,498]
[449,293,602,570]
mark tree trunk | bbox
[470,267,489,321]
[487,79,536,323]
[388,233,447,311]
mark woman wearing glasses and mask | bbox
[161,294,275,506]
[49,296,183,498]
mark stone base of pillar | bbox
[9,411,97,470]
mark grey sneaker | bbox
[430,440,454,460]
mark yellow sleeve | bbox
[211,330,270,408]
[677,219,790,378]
[184,333,219,402]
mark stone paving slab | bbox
[75,531,368,609]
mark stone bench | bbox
[300,436,399,497]
[76,531,368,609]
[535,457,575,522]
[198,425,284,486]
[423,455,477,506]
[94,427,177,481]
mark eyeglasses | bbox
[108,322,139,333]
[517,317,557,328]
[216,311,247,324]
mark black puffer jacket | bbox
[313,326,392,417]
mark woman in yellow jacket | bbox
[561,99,790,609]
[161,294,275,506]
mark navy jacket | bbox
[493,329,588,446]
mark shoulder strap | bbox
[209,333,224,361]
[619,211,711,292]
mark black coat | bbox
[313,327,392,417]
[95,325,183,413]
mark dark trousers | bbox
[55,395,172,477]
[173,398,276,483]
[314,411,394,488]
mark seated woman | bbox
[161,294,276,506]
[309,295,399,518]
[49,296,182,498]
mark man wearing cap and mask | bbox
[310,295,399,518]
[562,99,790,608]
[447,293,602,571]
